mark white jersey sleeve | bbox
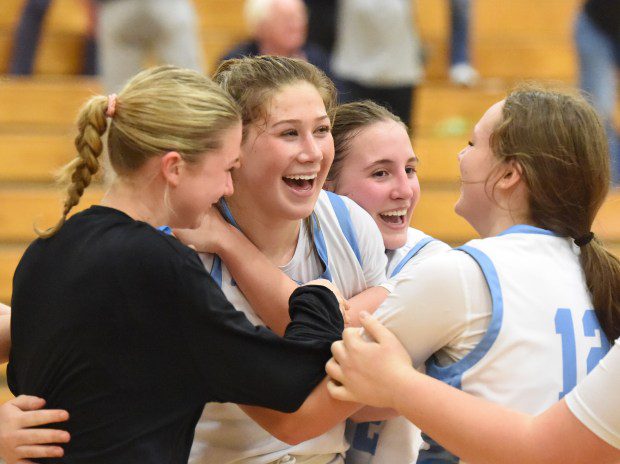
[565,338,620,449]
[340,196,388,287]
[373,250,492,369]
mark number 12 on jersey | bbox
[555,308,610,399]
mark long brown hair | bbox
[491,85,620,342]
[39,65,241,238]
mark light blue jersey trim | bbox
[312,213,332,281]
[209,199,241,287]
[498,224,558,237]
[157,225,173,235]
[425,245,504,389]
[325,191,363,267]
[210,255,223,287]
[389,237,434,278]
[218,198,241,230]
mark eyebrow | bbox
[366,156,419,169]
[271,115,330,127]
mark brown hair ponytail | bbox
[491,85,620,342]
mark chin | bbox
[383,233,407,251]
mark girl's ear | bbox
[160,151,184,187]
[497,159,524,191]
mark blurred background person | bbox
[304,0,337,55]
[222,0,338,90]
[9,0,97,76]
[575,0,620,185]
[331,0,424,130]
[448,0,478,86]
[96,0,203,93]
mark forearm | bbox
[0,303,10,316]
[347,286,389,326]
[241,377,361,444]
[217,227,297,335]
[392,369,619,464]
[0,314,10,364]
[349,406,398,423]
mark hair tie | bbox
[574,232,594,247]
[106,94,117,118]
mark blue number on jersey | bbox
[352,421,382,455]
[555,308,609,399]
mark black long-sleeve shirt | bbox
[8,206,343,463]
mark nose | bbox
[298,133,323,164]
[457,146,467,162]
[390,171,414,200]
[222,171,234,197]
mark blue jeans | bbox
[9,0,52,75]
[449,0,471,66]
[575,11,620,184]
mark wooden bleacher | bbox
[1,0,618,402]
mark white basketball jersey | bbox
[419,225,610,463]
[189,190,387,464]
[346,228,449,464]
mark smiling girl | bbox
[325,101,450,463]
[0,65,345,464]
[184,56,389,464]
[328,86,618,463]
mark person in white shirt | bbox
[220,100,453,462]
[183,56,389,464]
[327,85,620,463]
[325,100,450,464]
[327,316,620,464]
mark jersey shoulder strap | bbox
[324,191,363,267]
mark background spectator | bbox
[9,0,97,76]
[575,0,620,184]
[331,0,423,129]
[448,0,478,86]
[97,0,203,93]
[222,0,337,90]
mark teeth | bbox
[284,174,317,180]
[380,209,407,217]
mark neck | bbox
[226,194,301,266]
[476,209,532,239]
[100,176,168,228]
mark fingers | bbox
[10,396,46,411]
[325,358,344,384]
[341,327,363,347]
[330,340,346,363]
[19,410,69,429]
[14,444,65,460]
[359,312,391,343]
[326,379,356,403]
[13,428,70,446]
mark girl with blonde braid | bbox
[1,65,345,464]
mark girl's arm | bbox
[346,286,389,326]
[241,377,361,444]
[327,315,620,464]
[174,210,298,335]
[176,209,386,334]
[0,303,10,315]
[0,312,10,364]
[349,406,398,423]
